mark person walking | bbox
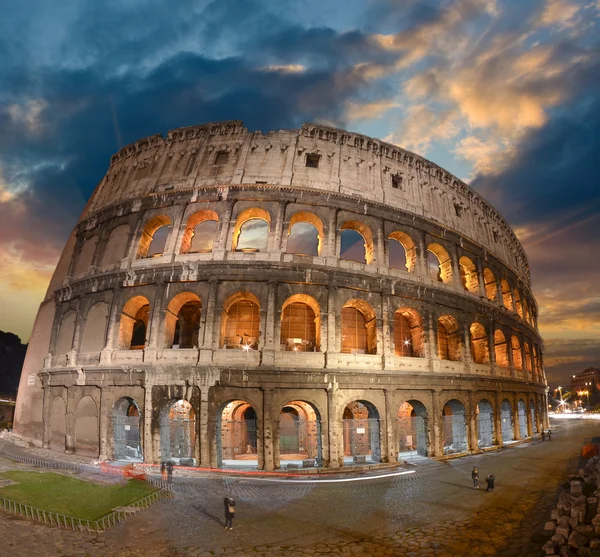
[541,430,546,442]
[160,461,167,482]
[166,460,174,483]
[471,466,479,489]
[548,429,552,440]
[486,473,495,492]
[224,497,235,530]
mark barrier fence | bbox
[0,447,172,531]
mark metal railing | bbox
[0,447,173,531]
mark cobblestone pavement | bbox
[0,419,591,557]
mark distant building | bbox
[571,368,600,407]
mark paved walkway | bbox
[0,419,590,557]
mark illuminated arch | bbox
[501,279,513,311]
[341,299,377,354]
[388,231,416,272]
[280,294,321,352]
[459,256,479,294]
[494,329,509,368]
[287,212,324,256]
[393,308,424,357]
[511,335,523,371]
[180,209,219,254]
[469,322,489,364]
[164,292,202,348]
[427,243,452,284]
[513,289,524,318]
[483,268,497,301]
[118,296,150,350]
[437,315,461,361]
[220,291,261,349]
[137,215,172,258]
[340,220,374,264]
[231,208,271,251]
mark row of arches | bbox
[75,206,535,327]
[54,291,543,376]
[49,393,545,466]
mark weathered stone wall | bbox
[14,121,548,469]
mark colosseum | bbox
[14,120,548,470]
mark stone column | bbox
[261,281,278,366]
[416,231,428,278]
[463,321,472,374]
[325,285,338,368]
[214,200,234,257]
[101,287,123,362]
[431,390,443,457]
[98,388,109,460]
[199,388,210,467]
[507,337,516,379]
[513,394,521,441]
[145,281,166,362]
[269,202,287,256]
[427,311,437,369]
[327,387,340,467]
[468,391,479,453]
[200,280,219,358]
[526,398,533,437]
[450,244,462,289]
[262,388,275,471]
[488,320,497,376]
[494,391,504,447]
[496,280,504,309]
[325,209,338,261]
[375,222,385,268]
[42,386,52,449]
[65,390,76,454]
[381,293,392,368]
[384,389,395,462]
[143,383,154,463]
[476,258,486,298]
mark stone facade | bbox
[14,121,548,469]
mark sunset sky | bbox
[1,0,598,387]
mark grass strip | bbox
[0,470,156,520]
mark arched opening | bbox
[427,243,452,284]
[530,400,538,433]
[470,322,489,364]
[341,300,376,355]
[217,400,258,469]
[50,396,66,453]
[494,330,509,368]
[287,212,324,256]
[459,256,479,294]
[477,399,495,448]
[437,315,461,361]
[180,210,219,254]
[483,268,497,301]
[524,342,532,373]
[278,401,322,467]
[112,397,142,461]
[442,399,467,454]
[388,231,416,272]
[236,219,269,251]
[343,400,381,464]
[517,399,528,438]
[80,303,109,353]
[280,295,320,352]
[514,289,524,318]
[55,312,76,356]
[137,215,172,258]
[164,292,202,349]
[75,396,99,457]
[397,400,429,459]
[340,220,374,264]
[501,399,514,443]
[501,279,513,311]
[73,236,98,276]
[160,400,196,464]
[393,308,424,357]
[220,292,261,349]
[100,224,130,266]
[118,296,150,350]
[511,335,523,371]
[231,208,271,252]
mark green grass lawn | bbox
[0,471,157,520]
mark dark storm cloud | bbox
[544,339,600,387]
[0,1,393,258]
